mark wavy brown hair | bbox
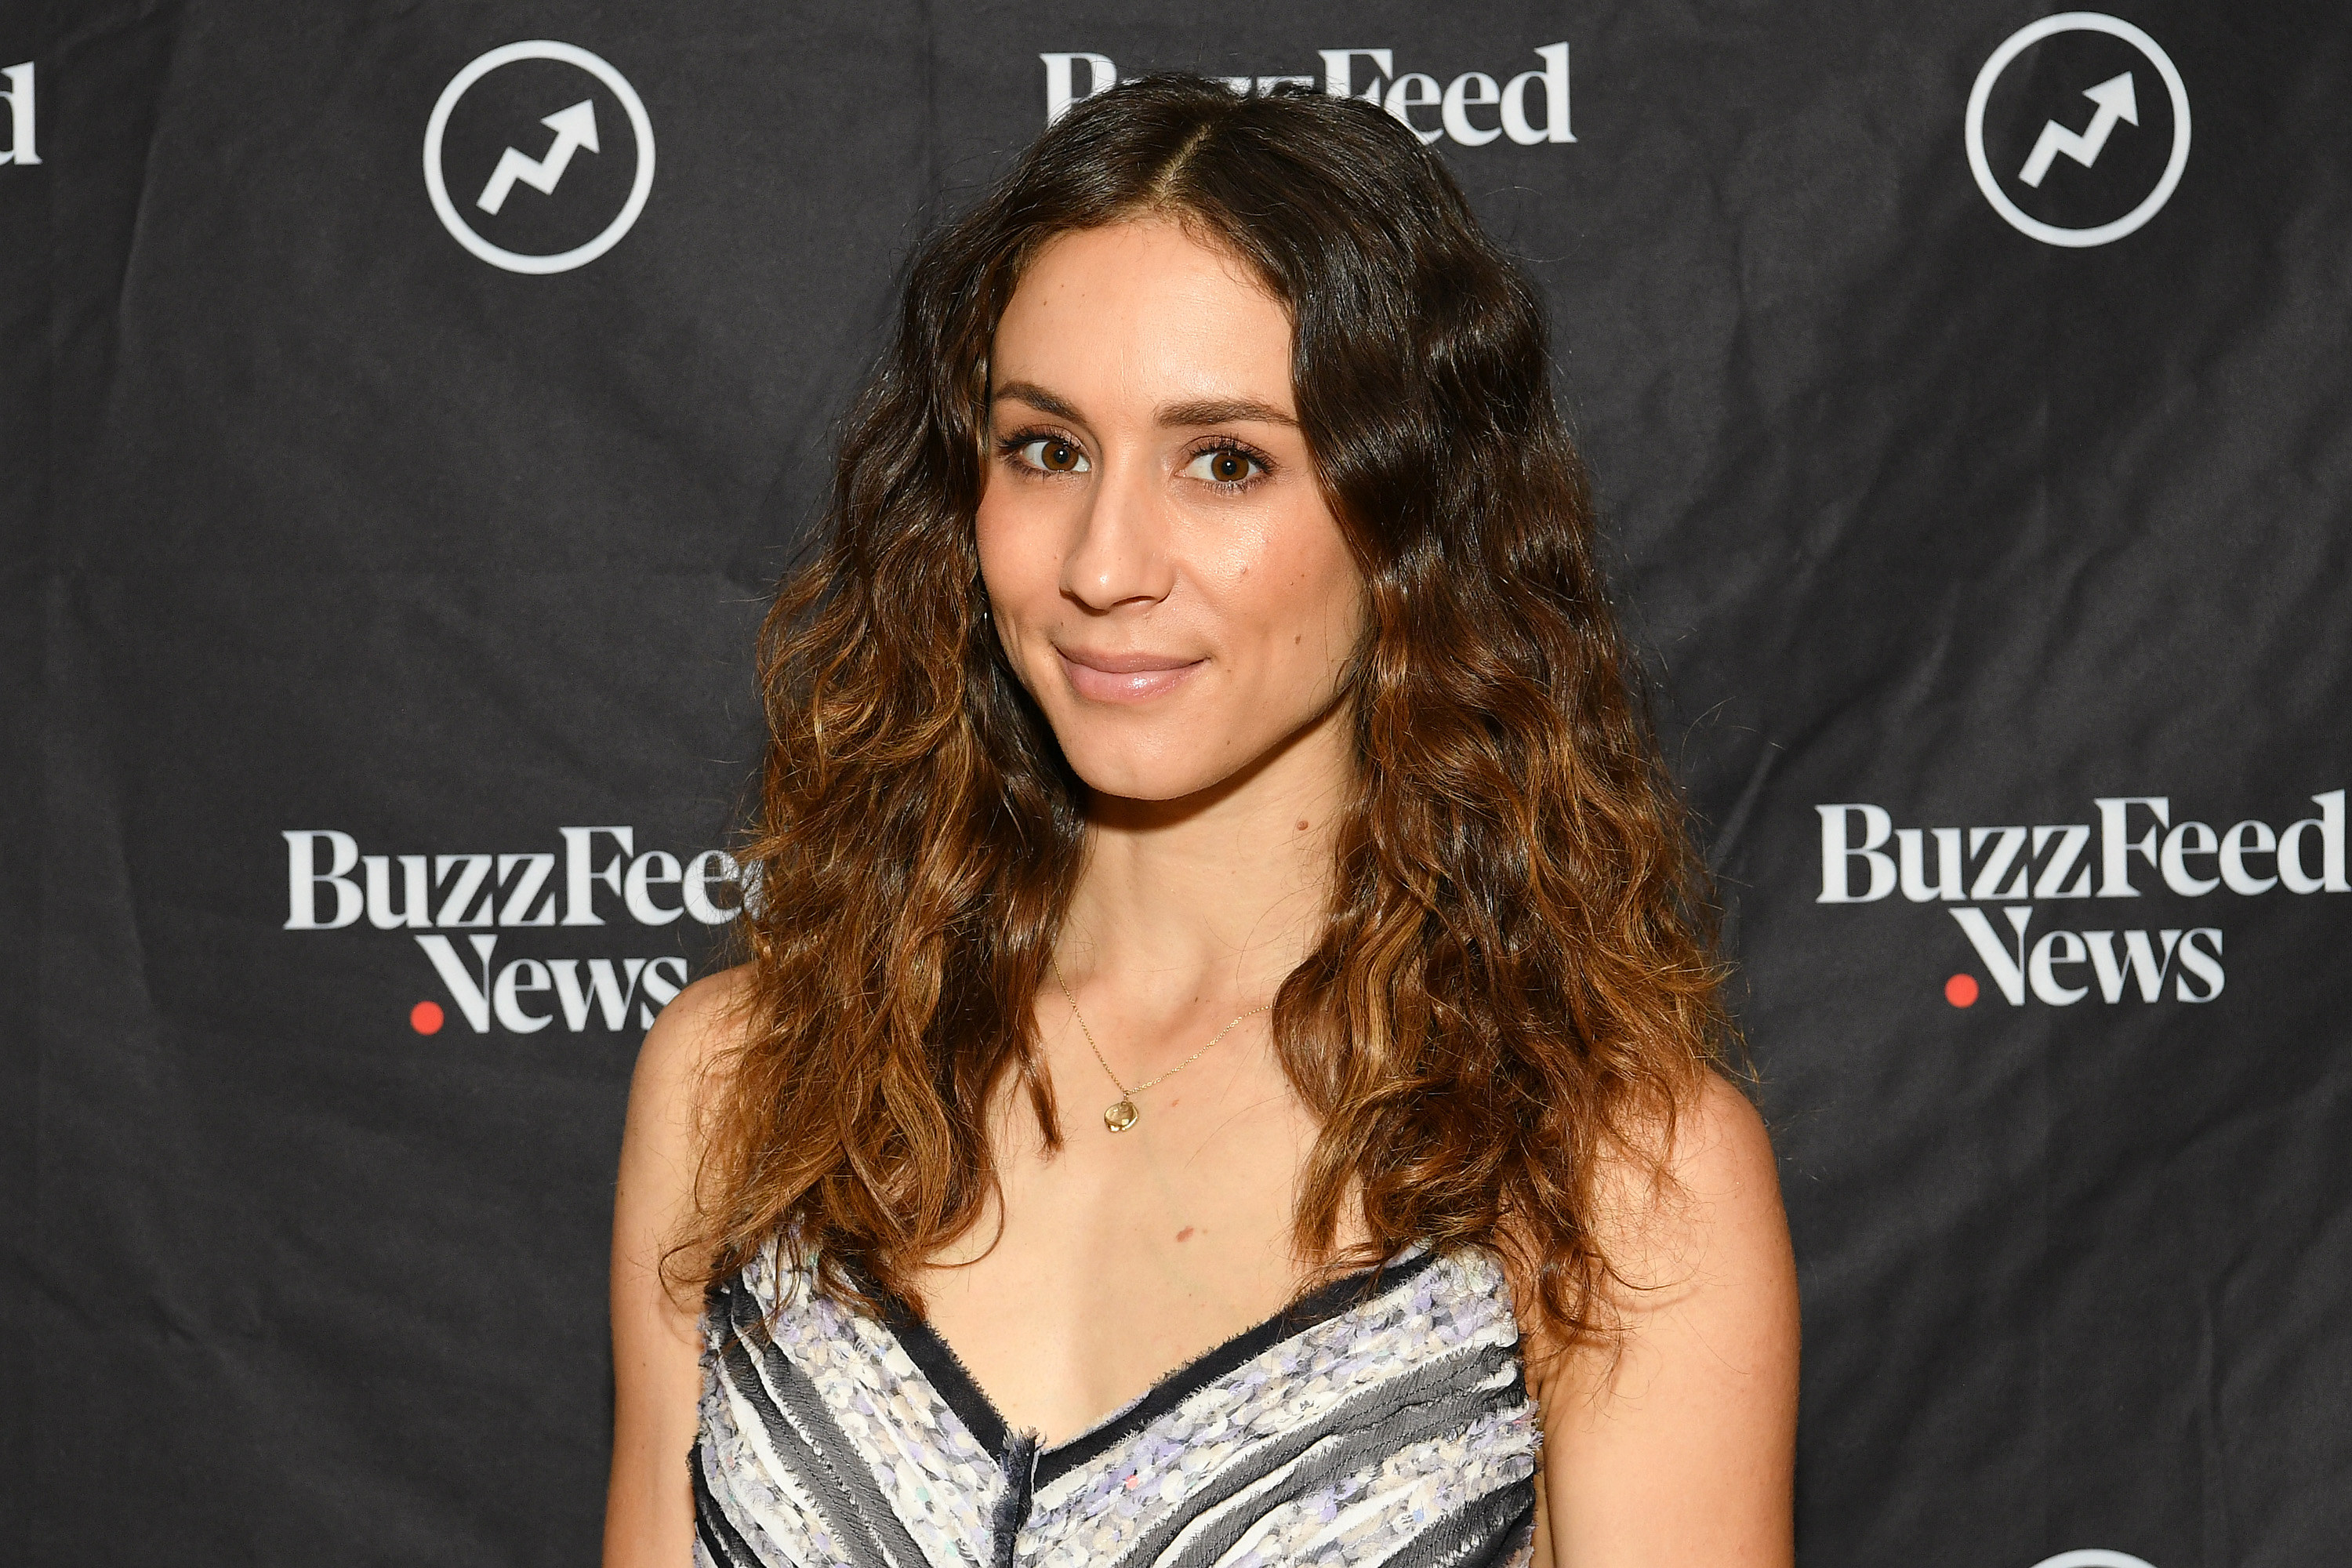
[681,76,1734,1348]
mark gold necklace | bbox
[1050,960,1272,1134]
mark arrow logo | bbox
[2017,72,2137,188]
[475,100,600,215]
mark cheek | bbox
[974,485,1048,609]
[1250,513,1364,668]
[1319,546,1370,647]
[1296,516,1367,643]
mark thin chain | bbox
[1049,957,1272,1100]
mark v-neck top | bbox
[690,1241,1539,1568]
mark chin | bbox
[1058,739,1234,804]
[1053,702,1344,808]
[1040,702,1255,802]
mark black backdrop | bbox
[5,4,2348,1565]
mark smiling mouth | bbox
[1055,647,1206,703]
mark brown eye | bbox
[1183,445,1266,487]
[1015,437,1090,475]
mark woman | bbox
[608,76,1797,1567]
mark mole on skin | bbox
[1175,1227,1196,1243]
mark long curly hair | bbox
[678,75,1735,1348]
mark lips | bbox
[1055,646,1205,703]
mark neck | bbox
[1058,702,1352,1012]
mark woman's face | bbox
[976,220,1366,804]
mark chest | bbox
[916,1049,1342,1445]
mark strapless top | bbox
[691,1242,1538,1568]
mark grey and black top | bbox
[691,1241,1540,1568]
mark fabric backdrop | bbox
[5,3,2347,1564]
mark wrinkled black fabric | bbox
[4,4,2348,1566]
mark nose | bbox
[1060,452,1174,612]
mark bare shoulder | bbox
[1664,1068,1783,1222]
[1530,1068,1798,1564]
[607,966,755,1563]
[632,963,757,1107]
[618,964,758,1207]
[1577,1066,1792,1312]
[614,964,757,1306]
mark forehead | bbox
[993,220,1294,405]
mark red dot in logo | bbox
[1944,974,1980,1008]
[410,1000,445,1035]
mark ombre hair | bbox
[678,75,1735,1346]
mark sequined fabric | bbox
[693,1244,1539,1567]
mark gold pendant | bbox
[1103,1098,1138,1133]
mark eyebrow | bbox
[992,380,1084,423]
[991,380,1298,430]
[1157,396,1298,430]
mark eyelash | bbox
[996,429,1087,477]
[993,428,1277,492]
[1184,439,1275,492]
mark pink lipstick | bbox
[1056,646,1205,703]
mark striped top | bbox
[691,1243,1540,1568]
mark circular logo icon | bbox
[423,40,655,274]
[2027,1552,2158,1568]
[1966,13,2188,248]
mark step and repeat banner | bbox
[4,2,2345,1564]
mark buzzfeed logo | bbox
[1042,45,1573,147]
[281,827,747,1035]
[1816,791,2346,1007]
